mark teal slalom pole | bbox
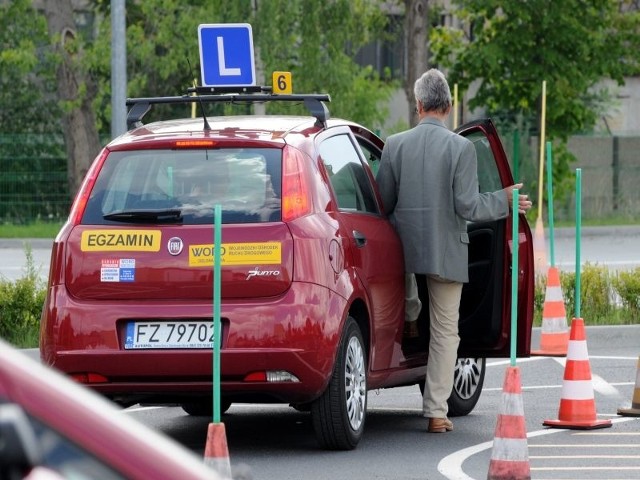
[546,141,555,267]
[204,203,232,480]
[510,189,519,366]
[213,204,222,423]
[574,170,581,319]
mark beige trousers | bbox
[418,274,463,418]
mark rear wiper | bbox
[103,209,183,223]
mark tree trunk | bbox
[43,0,101,196]
[404,0,429,127]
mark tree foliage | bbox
[0,0,68,223]
[430,0,640,207]
[0,0,61,133]
[432,0,639,138]
[87,0,396,133]
[2,0,396,215]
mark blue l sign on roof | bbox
[198,23,256,87]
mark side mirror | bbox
[0,403,42,475]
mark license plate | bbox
[124,321,214,349]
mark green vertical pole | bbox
[574,170,581,319]
[213,204,222,424]
[513,129,520,182]
[546,141,555,267]
[510,189,519,367]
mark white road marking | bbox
[125,405,166,413]
[438,356,639,479]
[437,417,636,480]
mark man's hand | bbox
[506,183,533,214]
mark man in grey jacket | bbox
[376,68,532,433]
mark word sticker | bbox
[189,242,281,267]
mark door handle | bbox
[353,230,367,247]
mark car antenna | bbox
[186,58,211,131]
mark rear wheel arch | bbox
[346,298,370,360]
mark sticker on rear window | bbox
[81,230,161,252]
[101,259,136,282]
[189,242,281,267]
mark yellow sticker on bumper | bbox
[189,242,281,266]
[81,230,161,252]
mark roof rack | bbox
[125,87,331,130]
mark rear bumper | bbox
[40,281,346,404]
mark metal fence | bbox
[497,133,640,222]
[0,134,70,224]
[564,135,640,220]
[1,133,639,224]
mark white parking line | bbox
[437,417,636,480]
[439,356,638,480]
[125,405,166,413]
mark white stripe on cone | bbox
[543,317,569,331]
[500,392,524,416]
[567,340,589,359]
[560,380,596,400]
[490,438,529,462]
[545,286,563,302]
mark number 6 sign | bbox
[272,71,292,94]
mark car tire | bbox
[418,357,486,417]
[447,357,486,416]
[181,398,232,417]
[311,316,367,450]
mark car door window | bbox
[465,131,503,193]
[27,413,126,480]
[319,135,379,214]
[356,138,381,175]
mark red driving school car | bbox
[40,89,534,450]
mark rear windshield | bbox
[82,148,282,225]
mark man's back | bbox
[376,117,507,282]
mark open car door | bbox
[353,118,534,360]
[451,119,534,358]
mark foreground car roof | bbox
[0,340,222,480]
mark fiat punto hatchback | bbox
[40,90,534,450]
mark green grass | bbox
[0,221,64,238]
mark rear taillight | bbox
[68,148,110,226]
[281,146,311,221]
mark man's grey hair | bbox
[414,69,452,114]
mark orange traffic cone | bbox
[543,318,612,429]
[204,422,232,479]
[487,366,531,480]
[617,355,640,417]
[532,266,569,356]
